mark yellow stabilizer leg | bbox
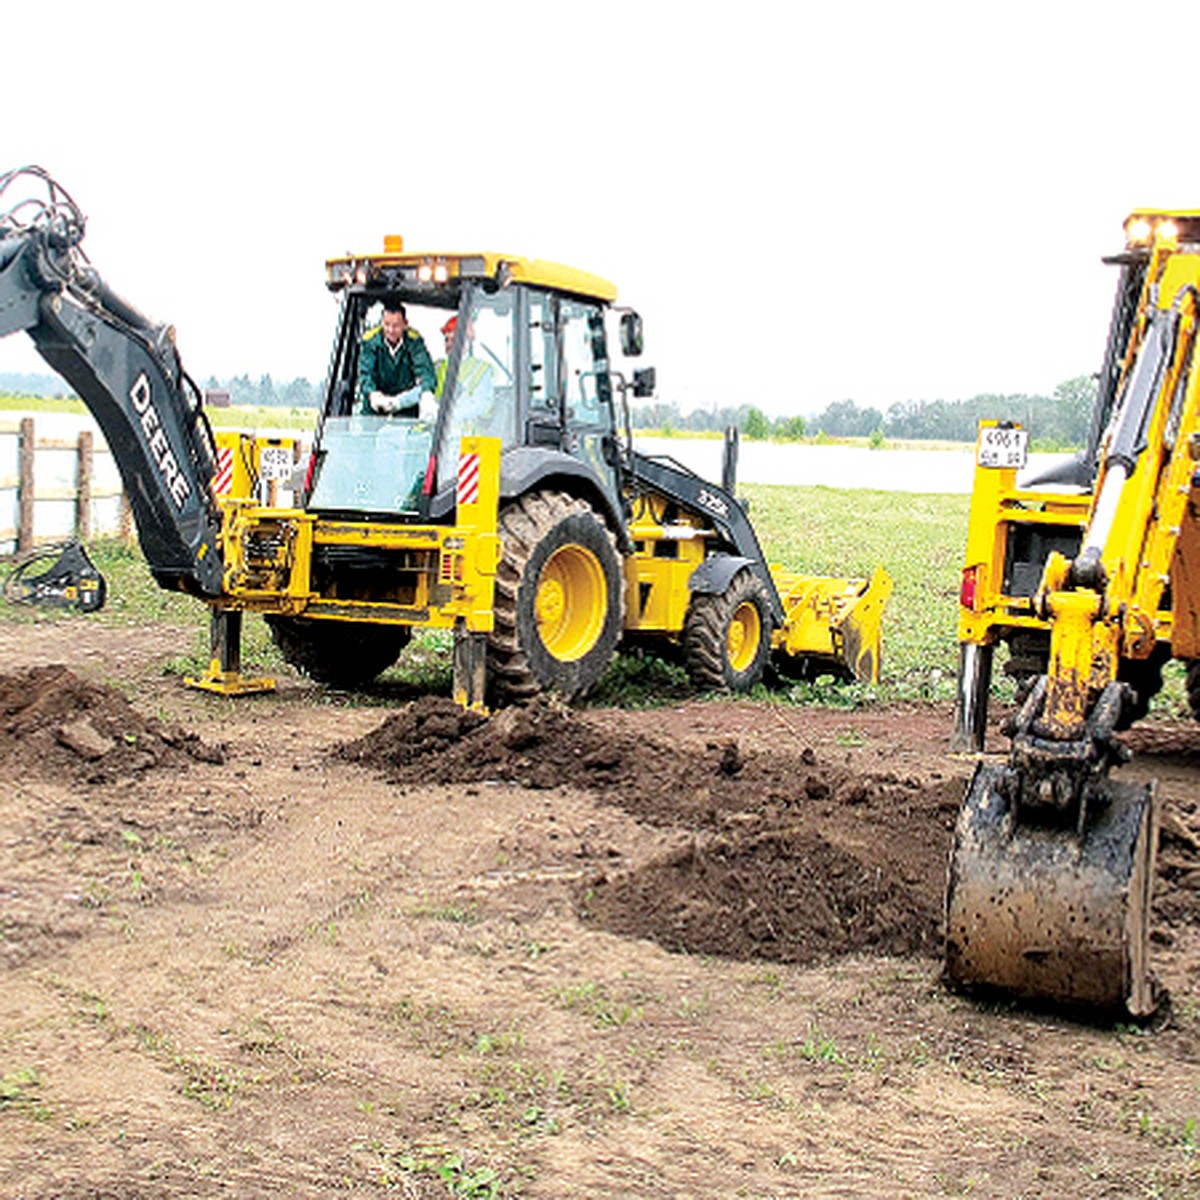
[184,610,276,696]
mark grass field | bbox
[0,385,1185,717]
[0,482,972,705]
[0,394,316,432]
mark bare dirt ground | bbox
[0,618,1198,1199]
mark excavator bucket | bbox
[771,565,892,683]
[945,762,1159,1015]
[2,539,106,612]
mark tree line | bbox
[632,375,1097,448]
[201,374,320,409]
[3,367,1098,449]
[0,370,321,410]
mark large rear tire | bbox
[488,491,624,703]
[265,615,410,688]
[683,568,773,692]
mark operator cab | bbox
[306,248,645,522]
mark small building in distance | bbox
[204,388,231,408]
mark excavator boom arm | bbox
[0,168,223,596]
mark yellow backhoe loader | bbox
[948,209,1200,1014]
[0,166,890,708]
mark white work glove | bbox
[368,389,399,414]
[369,384,423,416]
[418,391,437,422]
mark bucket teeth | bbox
[945,762,1160,1016]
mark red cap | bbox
[441,316,457,335]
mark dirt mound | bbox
[1155,802,1200,928]
[1126,724,1200,758]
[0,664,225,783]
[343,696,958,965]
[578,826,942,963]
[339,694,488,769]
[341,695,901,830]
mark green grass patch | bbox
[0,393,316,433]
[0,484,980,707]
[0,393,86,414]
[741,482,970,702]
[205,405,317,433]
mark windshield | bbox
[309,296,449,513]
[434,285,517,492]
[309,282,617,516]
[312,287,520,513]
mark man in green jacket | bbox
[359,300,437,417]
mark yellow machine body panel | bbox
[772,565,892,684]
[623,492,710,633]
[619,488,890,681]
[213,436,503,633]
[212,431,298,506]
[955,227,1200,682]
[325,248,617,304]
[956,426,1094,648]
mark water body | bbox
[634,436,1065,495]
[2,410,1068,549]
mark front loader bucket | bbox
[772,565,892,683]
[945,762,1159,1016]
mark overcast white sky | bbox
[3,1,1199,418]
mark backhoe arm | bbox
[1015,269,1200,807]
[945,226,1200,1015]
[0,167,222,596]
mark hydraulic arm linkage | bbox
[947,243,1200,1016]
[0,167,223,596]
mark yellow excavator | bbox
[0,166,890,708]
[948,208,1200,1015]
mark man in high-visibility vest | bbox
[359,299,436,416]
[435,316,493,414]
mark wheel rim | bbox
[535,544,607,662]
[726,600,762,674]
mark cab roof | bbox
[1123,210,1200,248]
[325,246,617,304]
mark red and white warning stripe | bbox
[213,446,234,495]
[456,452,480,507]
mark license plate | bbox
[977,426,1028,469]
[258,445,294,481]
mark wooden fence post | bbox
[118,491,134,545]
[76,429,93,540]
[18,417,34,553]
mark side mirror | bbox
[632,366,656,398]
[620,311,644,357]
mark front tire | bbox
[488,491,624,703]
[265,615,410,688]
[683,568,773,692]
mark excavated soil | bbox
[0,664,225,783]
[2,621,1200,1199]
[341,696,957,965]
